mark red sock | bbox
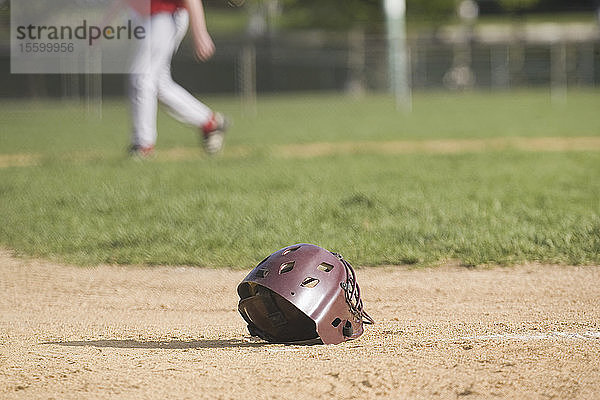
[202,113,218,135]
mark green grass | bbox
[3,89,600,154]
[1,90,599,267]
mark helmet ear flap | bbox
[238,284,321,344]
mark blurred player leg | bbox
[129,8,224,155]
[157,9,213,127]
[129,12,178,151]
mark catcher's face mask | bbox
[237,244,374,345]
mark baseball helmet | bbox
[237,244,374,345]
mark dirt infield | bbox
[2,136,600,168]
[1,251,599,399]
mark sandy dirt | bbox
[1,250,599,399]
[2,136,600,168]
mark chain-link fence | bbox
[1,23,599,99]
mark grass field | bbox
[2,89,600,400]
[1,89,599,267]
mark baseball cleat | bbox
[128,144,155,159]
[201,112,228,155]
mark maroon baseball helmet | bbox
[237,244,374,345]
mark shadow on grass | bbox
[41,338,268,349]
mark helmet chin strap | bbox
[332,252,375,326]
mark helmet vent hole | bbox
[279,261,295,274]
[282,246,301,255]
[255,268,269,278]
[343,321,353,337]
[331,318,342,327]
[301,277,319,288]
[317,262,334,272]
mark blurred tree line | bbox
[211,0,600,30]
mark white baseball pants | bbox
[129,9,212,148]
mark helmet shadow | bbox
[40,338,269,349]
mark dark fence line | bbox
[1,27,599,99]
